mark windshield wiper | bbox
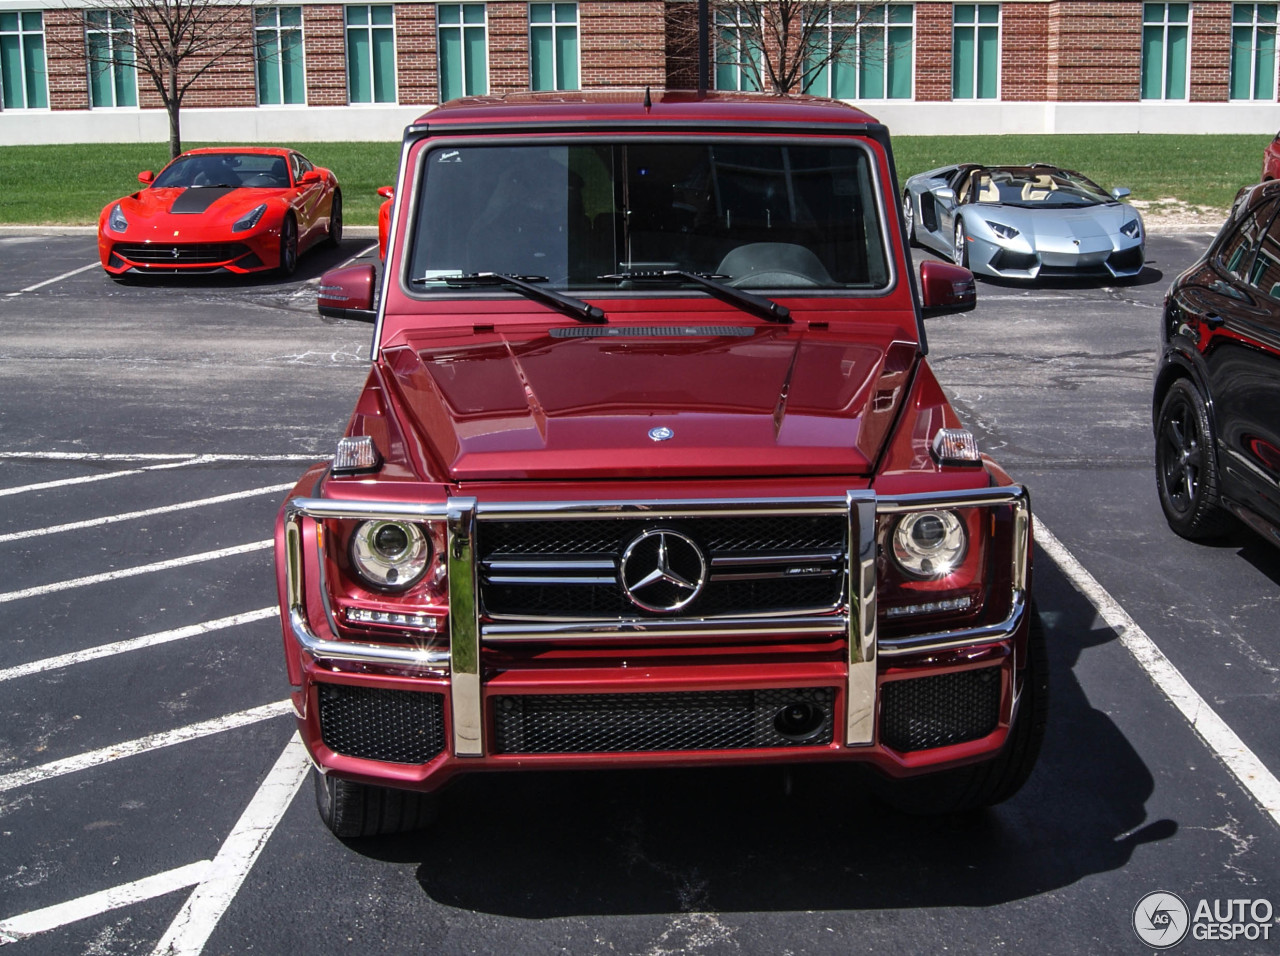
[412,272,605,324]
[597,271,790,323]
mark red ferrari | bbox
[98,147,341,278]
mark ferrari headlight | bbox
[350,520,431,591]
[1121,218,1142,239]
[891,511,968,579]
[233,203,268,233]
[109,204,128,233]
[985,220,1020,241]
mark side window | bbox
[1250,202,1280,298]
[1217,199,1279,283]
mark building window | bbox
[530,3,577,91]
[806,3,913,100]
[952,4,998,99]
[0,11,47,110]
[438,3,487,101]
[1142,3,1190,100]
[85,11,137,108]
[256,7,305,105]
[715,5,759,91]
[1232,3,1277,100]
[346,5,396,104]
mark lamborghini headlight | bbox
[890,511,968,579]
[985,220,1020,241]
[349,520,431,591]
[1120,218,1142,239]
[233,203,268,233]
[108,203,128,233]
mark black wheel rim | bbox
[282,219,297,271]
[1159,398,1201,515]
[331,197,342,242]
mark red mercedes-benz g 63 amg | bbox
[277,91,1045,838]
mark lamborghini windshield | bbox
[968,166,1115,208]
[407,140,890,293]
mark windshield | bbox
[968,167,1115,208]
[408,141,889,293]
[153,153,292,189]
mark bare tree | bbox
[675,1,890,96]
[71,0,253,158]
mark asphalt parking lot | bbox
[1,230,1278,955]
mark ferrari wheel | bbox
[903,192,917,246]
[953,219,968,267]
[278,214,299,277]
[314,770,437,838]
[869,605,1049,815]
[326,191,343,248]
[1155,379,1231,539]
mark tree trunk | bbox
[168,60,181,159]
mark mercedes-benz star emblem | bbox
[620,529,707,613]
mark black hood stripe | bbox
[170,186,239,214]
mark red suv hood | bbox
[383,322,918,481]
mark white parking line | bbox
[0,608,276,683]
[4,261,100,297]
[0,861,213,945]
[0,485,293,543]
[152,734,310,956]
[0,700,292,793]
[0,540,272,605]
[1038,520,1280,829]
[0,454,318,498]
[0,453,321,462]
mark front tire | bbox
[1155,378,1231,539]
[278,214,299,277]
[870,606,1049,815]
[953,218,969,267]
[314,770,438,838]
[903,191,918,246]
[325,191,343,248]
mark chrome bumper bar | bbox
[283,486,1030,755]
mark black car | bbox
[1153,180,1280,548]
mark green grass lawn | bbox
[0,133,1270,226]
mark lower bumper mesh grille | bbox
[317,684,446,764]
[879,668,1001,752]
[493,688,836,754]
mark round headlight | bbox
[349,520,430,590]
[891,511,967,579]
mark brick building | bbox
[2,1,1278,144]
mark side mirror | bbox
[300,169,322,185]
[318,264,377,323]
[1111,186,1131,200]
[919,260,977,317]
[138,170,155,185]
[377,185,395,199]
[936,187,956,202]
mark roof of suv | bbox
[410,90,881,134]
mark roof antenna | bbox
[643,86,652,110]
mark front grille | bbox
[114,242,251,265]
[879,668,1001,752]
[492,687,837,753]
[478,514,846,619]
[317,684,446,764]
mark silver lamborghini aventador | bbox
[902,164,1145,281]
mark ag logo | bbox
[1133,891,1190,949]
